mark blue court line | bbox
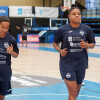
[95,45,100,46]
[88,53,100,58]
[20,46,57,52]
[5,80,100,100]
[20,46,100,58]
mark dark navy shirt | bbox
[0,33,19,81]
[22,27,27,36]
[53,23,95,72]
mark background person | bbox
[22,24,28,47]
[53,4,95,100]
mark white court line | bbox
[6,94,100,99]
[85,80,100,84]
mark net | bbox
[60,7,69,12]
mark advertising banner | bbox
[9,6,58,18]
[95,36,100,45]
[9,6,32,17]
[0,6,8,16]
[35,7,58,18]
[17,34,39,43]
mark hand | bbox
[6,44,14,54]
[60,48,68,57]
[80,39,88,48]
[16,26,20,29]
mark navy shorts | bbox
[22,35,27,40]
[0,81,12,96]
[60,69,86,85]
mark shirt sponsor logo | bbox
[0,61,6,64]
[68,37,72,42]
[70,48,83,52]
[70,42,80,47]
[0,54,6,59]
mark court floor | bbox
[5,43,100,100]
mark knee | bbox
[69,89,77,98]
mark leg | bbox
[77,84,81,96]
[26,40,28,47]
[0,81,12,100]
[25,36,28,47]
[76,69,86,97]
[64,79,77,100]
[22,40,24,46]
[0,95,5,100]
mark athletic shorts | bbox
[22,35,27,40]
[0,81,12,96]
[60,69,86,85]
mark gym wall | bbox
[76,0,85,7]
[0,0,43,6]
[0,0,63,7]
[43,0,63,7]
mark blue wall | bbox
[0,6,8,16]
[86,0,100,9]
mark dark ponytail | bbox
[71,4,78,7]
[68,4,80,15]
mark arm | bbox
[16,26,21,30]
[7,44,18,58]
[86,43,95,48]
[84,27,95,49]
[53,42,67,56]
[11,51,18,58]
[53,42,61,53]
[80,39,95,49]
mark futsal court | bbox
[4,41,100,100]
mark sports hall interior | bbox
[0,0,100,100]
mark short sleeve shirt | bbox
[0,33,19,81]
[53,23,95,72]
[22,27,27,36]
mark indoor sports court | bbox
[5,42,100,100]
[0,0,100,100]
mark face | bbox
[0,21,10,37]
[68,8,81,24]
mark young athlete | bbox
[0,16,19,100]
[53,5,95,100]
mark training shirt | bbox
[22,27,28,36]
[53,23,95,72]
[0,33,19,81]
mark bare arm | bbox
[80,39,95,49]
[10,51,18,58]
[53,42,61,53]
[7,44,18,58]
[53,42,67,57]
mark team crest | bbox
[4,42,9,48]
[80,30,84,35]
[66,73,71,78]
